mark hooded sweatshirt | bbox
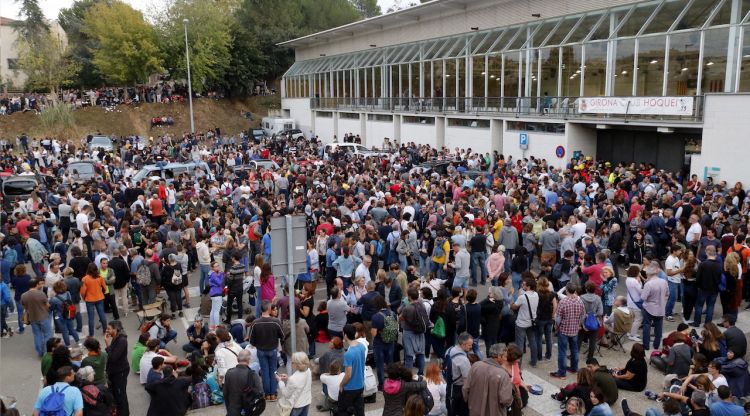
[382,378,427,416]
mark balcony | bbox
[309,96,705,124]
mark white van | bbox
[131,161,214,185]
[261,117,296,137]
[323,143,391,160]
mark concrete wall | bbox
[295,0,641,61]
[314,114,335,143]
[445,126,492,154]
[365,119,395,149]
[338,116,361,138]
[694,94,750,185]
[400,120,438,147]
[502,122,567,167]
[566,123,598,159]
[282,98,313,137]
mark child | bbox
[314,301,329,343]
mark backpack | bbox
[81,384,113,416]
[140,319,156,334]
[241,371,265,416]
[191,382,211,409]
[133,230,143,246]
[433,238,446,258]
[39,385,68,416]
[57,294,76,320]
[135,263,151,286]
[379,311,399,343]
[406,302,428,334]
[583,311,600,331]
[442,349,466,385]
[431,316,446,339]
[170,268,183,286]
[372,240,383,258]
[551,263,563,281]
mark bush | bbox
[39,103,77,138]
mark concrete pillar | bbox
[491,119,503,153]
[436,116,446,149]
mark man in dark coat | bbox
[223,350,263,416]
[145,366,191,416]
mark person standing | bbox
[399,287,429,375]
[80,263,107,337]
[337,324,367,416]
[693,245,722,327]
[223,350,263,416]
[624,266,644,341]
[62,267,82,333]
[49,281,79,346]
[104,320,129,416]
[450,243,471,296]
[207,262,224,330]
[445,333,473,416]
[370,294,396,390]
[664,245,685,322]
[511,277,539,368]
[248,300,284,401]
[462,343,514,416]
[551,283,586,379]
[224,254,245,323]
[277,352,313,416]
[21,278,51,357]
[196,236,212,292]
[640,263,669,351]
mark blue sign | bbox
[519,133,528,150]
[555,146,566,158]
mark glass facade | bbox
[284,0,750,100]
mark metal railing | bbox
[309,96,705,123]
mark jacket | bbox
[486,252,505,280]
[278,368,312,410]
[208,271,224,297]
[108,257,130,289]
[145,376,191,416]
[382,378,427,416]
[592,367,618,405]
[80,274,107,302]
[498,225,518,251]
[223,365,262,416]
[462,359,513,416]
[715,357,750,398]
[105,333,129,375]
[377,283,403,314]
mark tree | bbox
[83,1,163,86]
[16,31,79,95]
[299,0,362,33]
[351,0,381,18]
[58,0,106,87]
[156,0,233,95]
[12,0,49,45]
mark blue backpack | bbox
[583,311,600,332]
[442,349,466,385]
[39,385,68,416]
[370,240,383,258]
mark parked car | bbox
[250,129,266,143]
[66,160,97,184]
[131,161,214,185]
[279,129,305,140]
[323,143,391,160]
[87,135,114,152]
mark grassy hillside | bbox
[0,95,281,139]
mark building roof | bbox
[278,0,496,48]
[0,16,19,26]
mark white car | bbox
[88,135,114,152]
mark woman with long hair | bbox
[723,252,743,317]
[698,323,726,362]
[259,263,276,304]
[424,362,447,416]
[682,250,698,323]
[80,263,108,337]
[535,277,557,362]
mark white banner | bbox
[577,96,694,116]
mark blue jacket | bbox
[0,282,12,306]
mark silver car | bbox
[88,135,114,152]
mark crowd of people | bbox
[0,125,750,416]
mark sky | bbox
[1,0,402,21]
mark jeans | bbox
[257,348,278,395]
[209,296,222,328]
[109,370,130,416]
[683,284,697,323]
[291,406,309,416]
[511,272,522,300]
[693,291,718,326]
[31,319,52,357]
[431,261,447,281]
[85,300,107,337]
[159,329,178,349]
[398,254,408,273]
[403,329,425,375]
[471,251,488,284]
[503,249,514,272]
[535,319,554,360]
[57,317,79,346]
[14,299,25,331]
[31,261,45,279]
[514,325,538,366]
[199,264,211,292]
[556,333,579,375]
[373,340,394,389]
[666,281,680,316]
[642,309,664,350]
[418,255,430,277]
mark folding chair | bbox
[136,298,165,329]
[597,330,628,355]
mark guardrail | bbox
[309,96,704,123]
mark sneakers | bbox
[549,372,566,379]
[628,335,642,342]
[622,399,631,416]
[665,316,675,322]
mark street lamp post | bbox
[183,18,195,134]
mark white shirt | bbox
[513,290,539,328]
[319,373,345,402]
[665,255,684,284]
[76,212,90,237]
[571,222,587,242]
[139,351,158,384]
[354,263,371,285]
[625,277,643,309]
[687,223,702,244]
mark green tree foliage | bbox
[83,1,163,85]
[12,0,49,44]
[351,0,381,18]
[299,0,362,33]
[17,31,80,95]
[156,0,233,95]
[58,0,105,87]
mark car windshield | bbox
[91,137,111,146]
[3,180,36,196]
[133,168,151,182]
[69,163,95,176]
